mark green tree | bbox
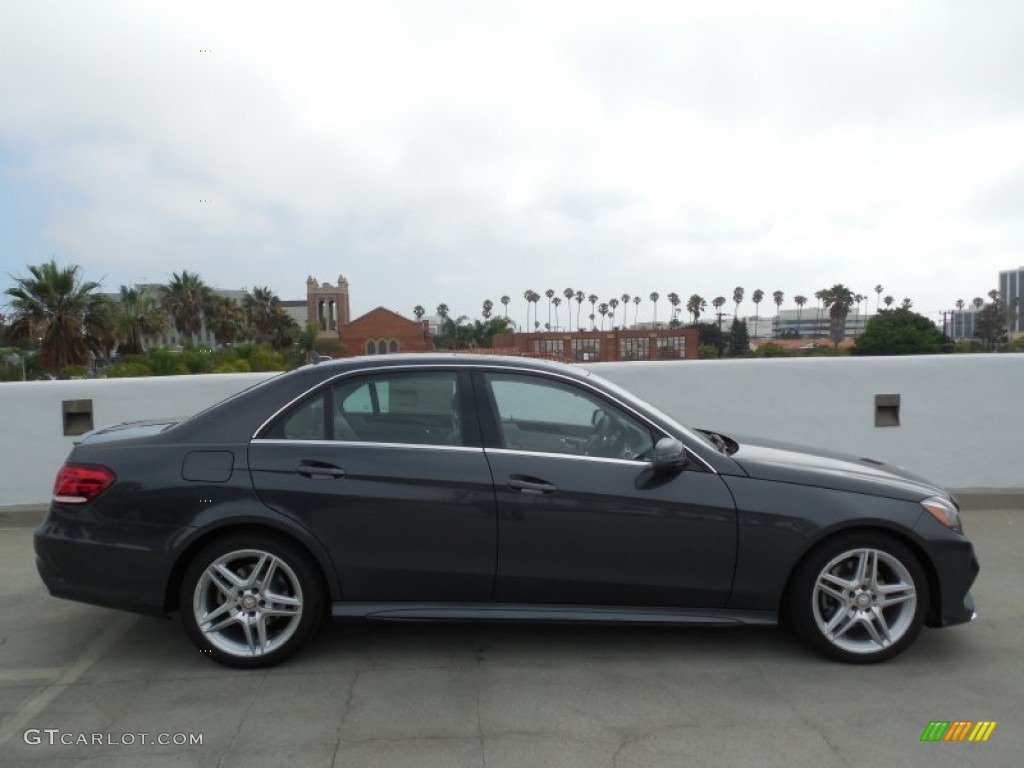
[819,284,857,348]
[243,287,281,344]
[696,321,724,354]
[974,301,1009,351]
[687,294,706,324]
[793,294,808,336]
[160,271,212,346]
[751,289,764,338]
[115,286,168,354]
[4,260,109,376]
[207,295,244,345]
[853,308,949,356]
[712,296,727,346]
[727,319,750,357]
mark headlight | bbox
[921,496,962,532]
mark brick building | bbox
[491,328,698,362]
[339,307,433,355]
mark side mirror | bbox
[652,437,688,474]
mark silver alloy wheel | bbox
[193,548,304,658]
[811,547,917,655]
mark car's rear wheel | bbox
[180,533,323,668]
[788,532,928,663]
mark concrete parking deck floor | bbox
[0,506,1021,768]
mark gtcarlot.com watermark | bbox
[24,729,203,747]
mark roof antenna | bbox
[311,350,332,365]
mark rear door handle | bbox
[508,476,557,494]
[295,461,347,479]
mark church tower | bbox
[306,274,351,338]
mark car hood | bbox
[74,418,184,445]
[723,434,950,503]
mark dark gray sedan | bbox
[35,354,978,667]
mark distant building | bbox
[998,266,1023,335]
[772,308,868,339]
[491,328,698,362]
[948,308,980,341]
[339,307,433,356]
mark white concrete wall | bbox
[588,355,1021,493]
[0,355,1020,507]
[0,373,275,507]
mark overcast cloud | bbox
[2,0,1023,326]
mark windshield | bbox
[582,368,726,451]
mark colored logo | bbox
[921,721,997,742]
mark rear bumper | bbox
[34,508,177,617]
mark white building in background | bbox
[771,308,869,339]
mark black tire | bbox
[179,532,324,668]
[787,532,929,663]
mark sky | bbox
[2,0,1023,329]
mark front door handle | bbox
[295,461,347,479]
[508,476,557,494]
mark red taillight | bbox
[52,464,116,504]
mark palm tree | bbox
[161,271,212,346]
[598,302,609,330]
[482,299,494,320]
[971,296,984,311]
[413,305,425,321]
[884,295,895,308]
[819,284,857,348]
[874,284,884,312]
[575,290,585,331]
[4,260,108,376]
[667,292,681,327]
[588,294,598,328]
[649,292,660,327]
[544,288,555,328]
[500,295,510,319]
[813,290,827,338]
[115,285,168,354]
[552,296,562,329]
[620,294,631,328]
[955,299,965,311]
[633,295,641,325]
[523,290,538,332]
[794,295,808,336]
[243,286,282,344]
[732,287,744,322]
[854,293,866,316]
[206,295,244,345]
[901,298,913,309]
[751,289,764,338]
[609,298,620,329]
[712,296,726,334]
[686,294,706,324]
[436,303,450,323]
[563,288,575,330]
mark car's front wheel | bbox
[788,532,928,663]
[180,533,324,668]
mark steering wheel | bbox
[586,412,627,458]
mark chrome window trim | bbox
[249,362,716,474]
[482,447,651,468]
[251,438,484,454]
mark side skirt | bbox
[331,602,777,626]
